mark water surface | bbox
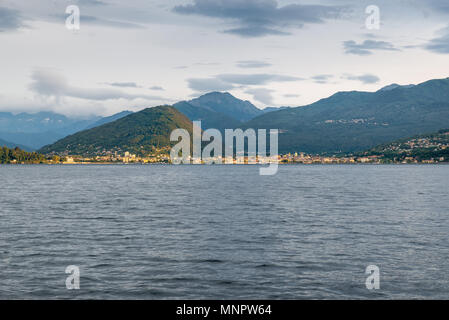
[0,165,448,299]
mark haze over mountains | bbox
[0,111,133,150]
[2,77,449,155]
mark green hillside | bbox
[243,78,449,154]
[359,129,449,163]
[39,106,193,156]
[0,146,45,164]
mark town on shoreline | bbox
[1,149,447,165]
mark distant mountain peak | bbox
[175,91,263,124]
[378,83,415,92]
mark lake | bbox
[0,164,448,299]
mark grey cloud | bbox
[343,74,380,84]
[245,88,274,105]
[425,26,449,54]
[29,70,161,101]
[188,72,300,92]
[106,82,141,88]
[284,94,300,98]
[81,15,144,29]
[217,73,302,85]
[77,0,108,6]
[224,26,289,37]
[187,78,235,92]
[237,60,272,68]
[427,0,449,13]
[0,7,24,32]
[149,86,165,91]
[173,0,348,38]
[311,74,333,84]
[343,40,400,55]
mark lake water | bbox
[0,165,448,299]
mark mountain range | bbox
[243,77,449,153]
[0,111,132,150]
[3,76,449,156]
[0,138,31,151]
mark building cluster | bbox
[379,135,448,154]
[279,153,381,164]
[62,151,170,164]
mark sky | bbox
[0,0,448,118]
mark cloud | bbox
[245,88,274,105]
[343,40,400,55]
[284,93,300,98]
[311,74,333,84]
[29,69,161,101]
[224,26,289,37]
[0,7,24,32]
[187,78,235,92]
[77,0,107,6]
[188,73,301,92]
[216,73,302,85]
[149,86,165,91]
[343,74,380,84]
[80,15,144,29]
[426,0,449,13]
[173,0,347,38]
[236,60,272,68]
[105,82,141,88]
[424,26,449,54]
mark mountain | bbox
[173,100,241,131]
[174,92,263,129]
[243,77,449,154]
[0,138,32,151]
[0,131,67,151]
[0,111,97,134]
[262,106,291,113]
[0,111,99,150]
[39,106,193,156]
[0,111,135,150]
[377,84,415,92]
[84,111,134,130]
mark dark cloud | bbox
[236,60,272,68]
[424,26,449,54]
[343,40,400,55]
[0,7,24,32]
[343,74,380,84]
[173,0,347,38]
[29,70,160,101]
[245,88,274,105]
